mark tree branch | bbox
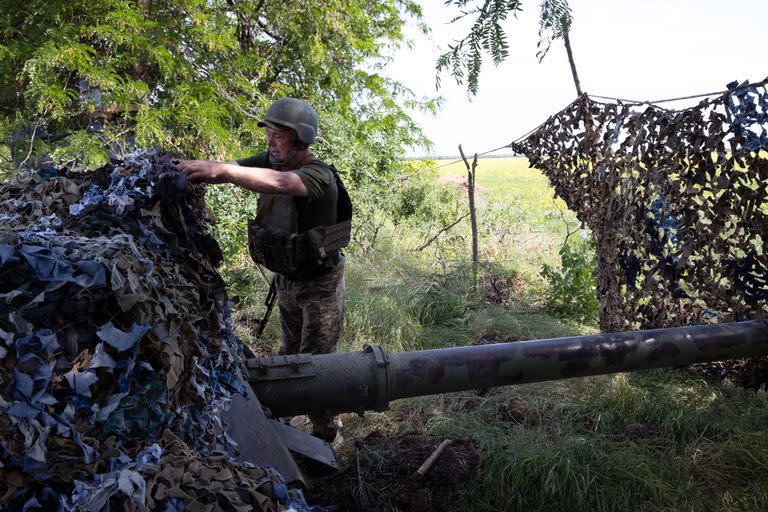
[413,213,470,252]
[17,122,40,171]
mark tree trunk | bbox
[563,30,582,96]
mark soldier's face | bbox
[266,127,294,162]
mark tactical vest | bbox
[247,163,352,280]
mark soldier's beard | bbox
[270,148,298,169]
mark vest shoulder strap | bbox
[254,194,275,225]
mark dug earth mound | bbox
[307,430,480,511]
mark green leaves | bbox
[541,236,599,323]
[437,0,523,96]
[438,0,573,95]
[536,0,573,62]
[1,0,432,176]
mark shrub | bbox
[391,172,463,227]
[205,183,259,263]
[541,235,599,323]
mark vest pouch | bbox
[289,230,321,276]
[248,220,293,276]
[247,220,325,279]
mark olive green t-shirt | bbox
[237,151,338,232]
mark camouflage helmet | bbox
[258,97,318,145]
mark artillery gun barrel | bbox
[246,320,768,418]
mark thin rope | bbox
[396,76,768,182]
[590,76,768,105]
[398,96,586,182]
[507,97,582,146]
[395,143,512,180]
[255,263,272,286]
[590,90,725,105]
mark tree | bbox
[436,0,576,96]
[0,0,436,175]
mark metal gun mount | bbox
[224,320,768,487]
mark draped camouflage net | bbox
[513,79,768,335]
[0,150,318,511]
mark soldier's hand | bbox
[174,159,229,184]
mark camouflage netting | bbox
[0,150,319,511]
[513,79,768,333]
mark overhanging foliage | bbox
[0,0,437,177]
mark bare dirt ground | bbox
[306,430,480,512]
[437,174,489,207]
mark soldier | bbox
[176,97,349,442]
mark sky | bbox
[384,0,768,157]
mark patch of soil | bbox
[446,395,483,413]
[437,175,489,207]
[437,174,489,193]
[496,399,528,424]
[307,430,480,511]
[580,419,667,448]
[480,274,514,303]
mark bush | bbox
[205,183,259,263]
[541,235,599,323]
[391,172,463,227]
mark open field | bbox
[432,156,577,242]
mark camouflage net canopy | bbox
[513,79,768,334]
[0,150,317,511]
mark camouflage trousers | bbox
[275,255,345,355]
[276,255,345,439]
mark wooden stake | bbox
[459,145,479,284]
[413,439,453,479]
